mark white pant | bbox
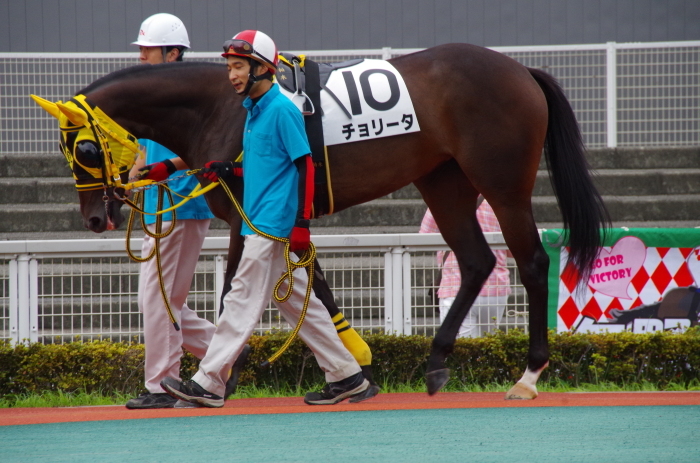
[139,219,216,393]
[439,295,508,338]
[193,234,361,397]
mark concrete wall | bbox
[1,0,699,53]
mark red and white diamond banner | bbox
[543,229,700,332]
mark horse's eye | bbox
[75,140,101,168]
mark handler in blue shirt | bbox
[161,30,368,408]
[238,84,311,238]
[140,139,213,224]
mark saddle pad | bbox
[279,59,420,146]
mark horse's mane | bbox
[77,61,225,95]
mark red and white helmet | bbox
[222,30,278,73]
[132,13,190,48]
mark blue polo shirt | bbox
[240,84,311,238]
[139,139,214,225]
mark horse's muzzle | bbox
[87,215,108,233]
[84,198,124,233]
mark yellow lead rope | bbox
[215,177,316,366]
[124,187,180,331]
[122,171,316,365]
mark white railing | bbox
[0,41,698,154]
[0,233,522,345]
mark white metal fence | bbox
[1,41,698,154]
[0,233,523,345]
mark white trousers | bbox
[193,234,361,397]
[139,219,216,393]
[439,295,508,338]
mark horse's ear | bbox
[30,94,62,119]
[56,102,89,126]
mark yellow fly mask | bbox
[30,94,140,191]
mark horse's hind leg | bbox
[306,260,380,402]
[414,162,496,395]
[488,201,550,399]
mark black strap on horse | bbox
[301,59,331,218]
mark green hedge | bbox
[2,329,700,397]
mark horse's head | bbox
[31,62,248,231]
[31,94,140,232]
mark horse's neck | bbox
[89,65,249,169]
[92,80,234,168]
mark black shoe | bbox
[160,377,224,408]
[125,392,177,409]
[349,384,381,403]
[349,364,381,403]
[304,372,369,405]
[224,344,252,399]
[174,399,202,409]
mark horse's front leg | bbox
[426,249,495,395]
[413,166,494,395]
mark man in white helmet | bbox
[125,13,247,410]
[161,30,369,407]
[132,12,190,64]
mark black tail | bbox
[528,67,611,281]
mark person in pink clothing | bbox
[419,199,511,338]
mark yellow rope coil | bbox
[121,169,316,364]
[124,187,180,330]
[216,178,315,366]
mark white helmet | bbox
[132,13,190,48]
[222,30,278,73]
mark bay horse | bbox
[34,43,609,399]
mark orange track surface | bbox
[2,391,699,426]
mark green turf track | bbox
[1,406,698,462]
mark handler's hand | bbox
[202,161,242,182]
[289,223,310,252]
[138,159,176,182]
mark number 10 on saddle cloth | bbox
[278,59,420,146]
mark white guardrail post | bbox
[401,249,413,335]
[10,254,39,345]
[384,247,412,335]
[383,248,395,333]
[29,257,39,343]
[15,254,31,344]
[606,41,618,148]
[8,257,19,345]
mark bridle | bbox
[55,94,140,193]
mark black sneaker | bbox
[160,377,224,408]
[174,399,202,409]
[304,372,369,405]
[125,392,177,409]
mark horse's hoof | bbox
[426,369,450,396]
[349,384,381,403]
[505,381,538,400]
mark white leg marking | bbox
[505,361,549,400]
